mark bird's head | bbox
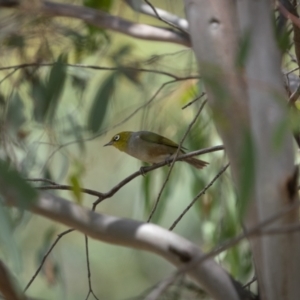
[104,131,133,152]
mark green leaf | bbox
[0,159,38,209]
[4,34,25,49]
[0,201,21,271]
[31,54,67,123]
[84,0,113,11]
[6,92,26,131]
[83,0,113,35]
[68,174,82,205]
[119,66,142,86]
[142,166,152,213]
[0,93,6,106]
[46,54,67,122]
[37,227,61,285]
[238,132,255,217]
[88,73,117,133]
[179,82,199,106]
[275,16,291,53]
[71,72,88,92]
[111,45,133,63]
[31,78,48,122]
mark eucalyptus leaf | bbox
[84,0,113,11]
[68,174,82,205]
[46,54,67,122]
[31,54,67,123]
[238,132,255,217]
[31,78,48,122]
[6,92,26,131]
[88,72,117,133]
[0,159,37,209]
[0,200,21,271]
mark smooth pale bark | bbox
[237,1,300,299]
[184,0,248,187]
[5,192,239,300]
[185,1,300,300]
[0,0,190,46]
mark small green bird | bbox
[104,131,208,169]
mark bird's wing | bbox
[139,131,186,150]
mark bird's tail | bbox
[184,157,209,169]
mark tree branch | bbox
[0,63,199,81]
[0,260,25,300]
[27,145,224,205]
[7,192,240,300]
[125,0,189,31]
[0,0,190,46]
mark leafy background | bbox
[0,0,263,299]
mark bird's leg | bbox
[165,154,174,167]
[140,165,152,176]
[139,166,147,176]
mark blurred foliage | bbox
[4,0,299,299]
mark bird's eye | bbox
[113,135,120,141]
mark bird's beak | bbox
[104,141,113,147]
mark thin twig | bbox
[41,79,179,170]
[284,67,300,75]
[0,63,199,81]
[92,145,224,206]
[36,184,105,198]
[243,276,257,289]
[181,92,206,109]
[27,146,224,208]
[26,178,60,185]
[169,163,230,231]
[125,0,189,31]
[143,0,189,35]
[147,200,300,299]
[24,228,74,292]
[185,200,300,275]
[289,83,300,104]
[143,272,181,300]
[0,68,19,85]
[147,99,208,222]
[84,235,99,300]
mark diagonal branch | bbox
[5,192,240,300]
[147,99,208,222]
[0,260,25,300]
[169,163,229,231]
[27,145,224,205]
[125,0,189,31]
[0,0,190,46]
[143,0,189,35]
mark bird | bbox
[104,131,208,169]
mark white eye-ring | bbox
[113,135,120,141]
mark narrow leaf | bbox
[31,78,48,122]
[0,201,21,271]
[46,54,67,122]
[238,132,255,217]
[68,174,82,205]
[6,92,26,131]
[0,159,37,209]
[88,73,117,133]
